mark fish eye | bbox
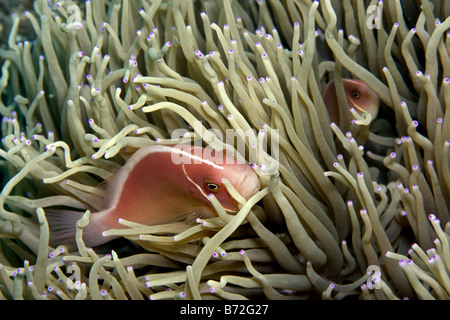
[204,181,221,193]
[351,90,361,99]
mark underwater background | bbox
[0,0,449,300]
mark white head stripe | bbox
[182,163,210,201]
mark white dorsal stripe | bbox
[174,148,225,170]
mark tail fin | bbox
[45,209,103,249]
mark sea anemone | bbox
[0,0,448,300]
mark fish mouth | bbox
[220,201,240,213]
[221,187,260,213]
[240,182,261,200]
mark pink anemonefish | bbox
[323,79,380,125]
[46,144,260,248]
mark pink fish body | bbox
[323,79,380,125]
[48,144,260,248]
